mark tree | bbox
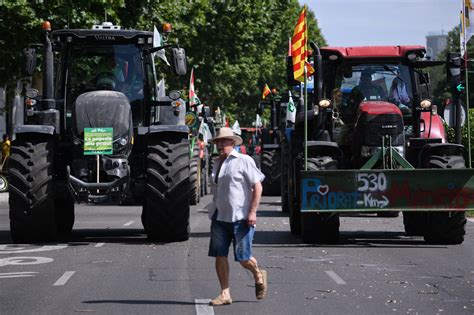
[0,0,325,126]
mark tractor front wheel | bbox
[8,135,57,243]
[142,138,190,242]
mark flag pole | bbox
[465,53,472,168]
[304,64,308,171]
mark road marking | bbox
[95,243,105,248]
[325,270,347,285]
[0,245,67,254]
[54,271,76,286]
[468,218,474,223]
[123,220,135,227]
[0,272,38,279]
[0,256,53,267]
[195,299,214,315]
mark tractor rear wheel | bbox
[288,157,301,235]
[261,149,281,196]
[190,144,201,205]
[143,138,190,242]
[280,141,290,214]
[300,157,340,244]
[8,135,57,243]
[423,154,466,244]
[403,212,427,236]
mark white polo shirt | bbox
[209,149,265,223]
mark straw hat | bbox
[210,127,243,145]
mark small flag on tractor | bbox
[262,84,271,99]
[189,68,197,107]
[291,6,307,82]
[286,90,296,124]
[305,60,315,77]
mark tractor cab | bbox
[320,46,441,167]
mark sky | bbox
[300,0,460,47]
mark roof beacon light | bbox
[93,22,121,30]
[42,21,51,31]
[162,23,172,35]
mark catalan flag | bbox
[262,84,271,99]
[291,6,307,82]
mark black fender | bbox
[14,125,55,136]
[306,141,343,166]
[137,125,189,139]
[420,143,465,167]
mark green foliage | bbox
[0,0,325,126]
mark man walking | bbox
[208,127,267,306]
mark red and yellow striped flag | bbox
[291,7,307,82]
[262,84,271,99]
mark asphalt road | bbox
[0,193,473,315]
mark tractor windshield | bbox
[64,43,156,127]
[332,64,413,124]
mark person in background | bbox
[389,75,411,114]
[208,127,267,306]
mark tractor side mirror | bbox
[172,47,187,76]
[22,48,37,77]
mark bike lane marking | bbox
[0,245,67,254]
[0,256,54,267]
[325,270,347,285]
[54,271,76,286]
[194,299,214,315]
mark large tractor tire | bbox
[189,144,201,205]
[288,156,301,235]
[261,149,281,196]
[8,135,57,243]
[280,141,290,214]
[403,212,427,236]
[201,147,209,196]
[420,155,466,244]
[301,157,340,244]
[143,138,190,242]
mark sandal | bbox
[210,295,232,306]
[255,269,267,300]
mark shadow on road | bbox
[253,230,446,248]
[82,299,257,305]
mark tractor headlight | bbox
[113,137,128,149]
[419,99,432,109]
[318,99,332,108]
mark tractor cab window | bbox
[65,43,148,127]
[333,64,413,125]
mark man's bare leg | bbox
[215,256,231,299]
[240,256,263,284]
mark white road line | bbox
[53,271,76,286]
[325,270,347,285]
[468,218,474,223]
[123,220,135,227]
[0,272,38,279]
[95,242,105,248]
[195,299,214,315]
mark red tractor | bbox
[285,45,474,244]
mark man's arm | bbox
[247,181,263,226]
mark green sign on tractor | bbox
[84,128,113,155]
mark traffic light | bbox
[447,52,465,96]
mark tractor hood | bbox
[72,91,132,140]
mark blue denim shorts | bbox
[208,219,255,261]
